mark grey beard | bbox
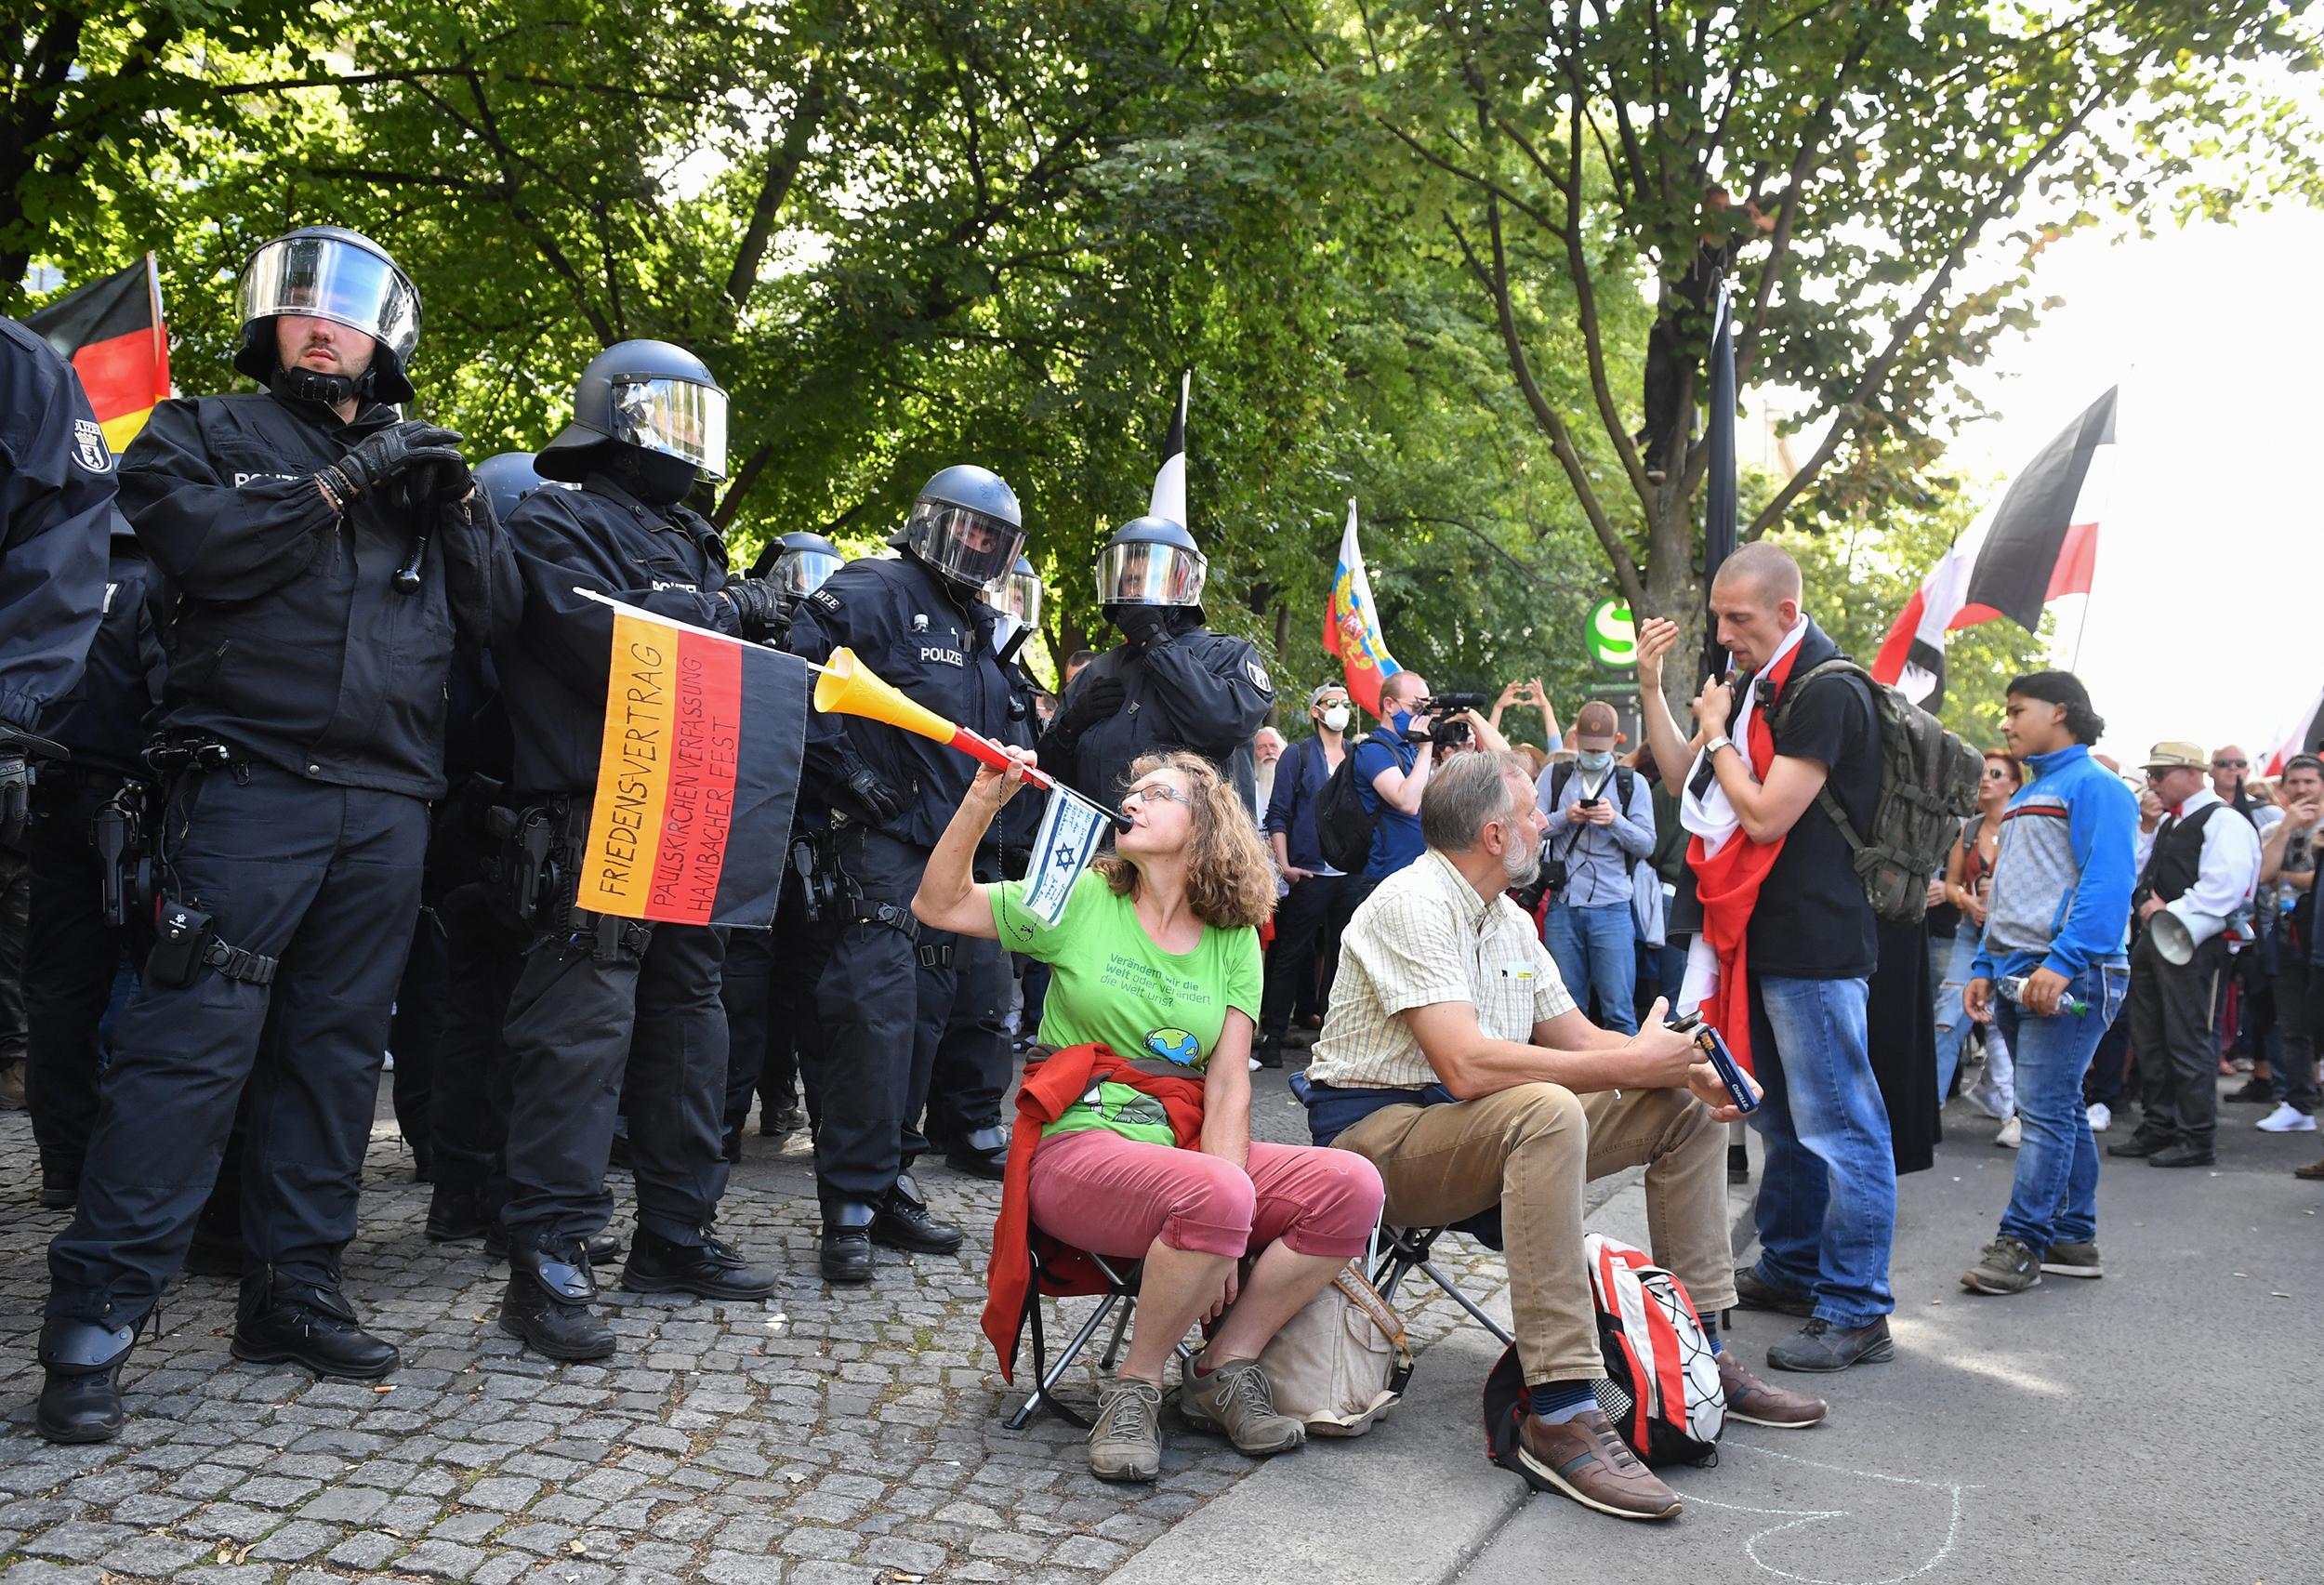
[1502,836,1541,889]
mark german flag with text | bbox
[579,601,807,928]
[25,256,170,454]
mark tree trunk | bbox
[1644,491,1708,707]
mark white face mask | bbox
[1321,705,1351,733]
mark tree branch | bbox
[725,66,829,310]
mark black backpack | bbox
[1767,657,1983,924]
[1542,761,1641,878]
[1314,729,1399,874]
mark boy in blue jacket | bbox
[1961,671,2138,1294]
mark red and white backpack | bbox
[1483,1233,1725,1471]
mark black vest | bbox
[2135,802,2220,908]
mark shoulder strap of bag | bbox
[1331,1266,1415,1393]
[1768,656,1876,857]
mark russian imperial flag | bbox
[1323,499,1402,717]
[577,597,808,928]
[25,256,170,454]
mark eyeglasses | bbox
[2145,771,2169,783]
[1120,783,1190,813]
[1983,766,2014,780]
[2213,759,2247,769]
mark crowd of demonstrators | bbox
[1533,701,1656,1037]
[1946,751,2026,1142]
[2257,754,2322,1138]
[1257,685,1360,1067]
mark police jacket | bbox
[118,389,516,799]
[498,472,742,798]
[0,318,114,732]
[36,530,167,781]
[1050,627,1274,811]
[786,552,1031,854]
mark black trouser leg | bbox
[925,931,1006,1143]
[24,788,125,1185]
[720,926,773,1141]
[1260,874,1356,1039]
[426,884,525,1207]
[501,938,640,1248]
[804,827,926,1207]
[2277,952,2317,1113]
[761,878,821,1116]
[0,839,30,1073]
[2157,937,2227,1147]
[388,905,446,1172]
[46,769,423,1324]
[622,923,732,1239]
[2125,935,2174,1132]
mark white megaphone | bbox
[2150,905,2227,966]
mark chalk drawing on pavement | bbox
[1664,1442,1976,1585]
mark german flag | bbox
[25,255,170,454]
[576,595,808,929]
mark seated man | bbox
[1303,751,1827,1523]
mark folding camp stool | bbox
[1367,1223,1513,1346]
[1007,1232,1195,1431]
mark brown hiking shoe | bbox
[2293,1156,2324,1182]
[1087,1379,1165,1484]
[1717,1352,1827,1428]
[1514,1408,1681,1520]
[1178,1356,1305,1456]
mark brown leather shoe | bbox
[1717,1351,1827,1428]
[1513,1408,1681,1520]
[2293,1156,2324,1182]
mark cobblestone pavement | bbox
[0,1054,1521,1585]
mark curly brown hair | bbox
[1089,751,1276,931]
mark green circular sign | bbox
[1586,600,1637,669]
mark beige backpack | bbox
[1256,1261,1414,1437]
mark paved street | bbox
[0,1042,1520,1585]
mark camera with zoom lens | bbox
[1419,692,1489,716]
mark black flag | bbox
[1698,277,1737,681]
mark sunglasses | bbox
[1983,766,2014,780]
[1120,783,1190,813]
[2213,759,2247,770]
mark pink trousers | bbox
[1027,1128,1384,1261]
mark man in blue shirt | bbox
[1962,670,2137,1295]
[1353,673,1509,885]
[1535,702,1657,1034]
[1259,685,1360,1065]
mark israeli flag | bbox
[1023,787,1109,926]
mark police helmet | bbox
[536,340,729,483]
[762,531,844,598]
[1096,514,1206,608]
[984,555,1042,630]
[897,465,1024,591]
[232,226,422,403]
[473,452,570,523]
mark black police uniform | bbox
[495,473,745,1254]
[1049,619,1275,809]
[0,319,114,739]
[45,385,514,1331]
[23,520,167,1202]
[786,553,1032,1212]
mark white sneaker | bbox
[2257,1103,2318,1133]
[1995,1115,2022,1148]
[2086,1103,2112,1133]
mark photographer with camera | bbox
[1353,672,1507,886]
[1535,702,1656,1036]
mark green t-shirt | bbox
[991,869,1262,1143]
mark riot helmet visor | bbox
[1096,538,1206,607]
[237,234,420,365]
[605,376,728,480]
[902,501,1023,589]
[770,548,843,598]
[984,567,1042,627]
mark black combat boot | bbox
[231,1272,399,1380]
[36,1314,140,1445]
[499,1239,614,1361]
[621,1226,778,1301]
[871,1171,963,1255]
[821,1201,876,1284]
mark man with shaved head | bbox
[1633,542,1894,1374]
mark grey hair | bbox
[1421,750,1533,852]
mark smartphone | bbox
[1692,1024,1760,1114]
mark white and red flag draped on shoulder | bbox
[2264,682,2324,776]
[1871,387,2118,707]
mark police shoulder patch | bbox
[807,587,843,612]
[1246,656,1274,695]
[71,418,112,474]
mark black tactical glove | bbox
[845,765,905,826]
[722,576,784,640]
[323,421,468,503]
[1116,606,1172,654]
[1055,672,1126,739]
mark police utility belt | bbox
[485,794,653,962]
[801,811,1009,969]
[137,732,279,987]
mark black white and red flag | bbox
[1871,387,2117,707]
[2264,683,2324,777]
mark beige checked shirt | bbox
[1307,849,1577,1090]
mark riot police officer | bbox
[786,466,1033,1280]
[23,508,166,1209]
[0,317,113,841]
[1048,513,1274,809]
[37,226,514,1443]
[494,342,787,1361]
[720,531,844,1157]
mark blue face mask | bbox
[1391,708,1414,734]
[1577,749,1614,773]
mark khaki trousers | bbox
[1335,1082,1732,1385]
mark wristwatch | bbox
[1703,734,1732,757]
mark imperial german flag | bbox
[576,593,807,928]
[25,255,170,453]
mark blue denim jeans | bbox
[1748,972,1893,1327]
[1542,901,1639,1035]
[1993,958,2128,1252]
[1931,931,1976,1101]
